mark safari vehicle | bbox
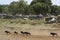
[45,16,56,24]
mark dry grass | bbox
[0,19,60,40]
[0,19,60,30]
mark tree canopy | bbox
[31,3,51,15]
[30,0,52,6]
[0,0,60,16]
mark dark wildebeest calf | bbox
[50,32,57,36]
[5,31,10,34]
[21,31,31,35]
[14,31,18,34]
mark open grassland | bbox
[0,19,60,29]
[0,19,60,40]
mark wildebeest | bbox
[21,31,31,35]
[50,32,57,36]
[14,31,18,34]
[5,31,11,34]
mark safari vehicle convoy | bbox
[0,0,60,40]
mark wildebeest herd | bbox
[4,30,58,37]
[4,30,31,35]
[21,31,31,35]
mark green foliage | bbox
[0,5,4,13]
[17,0,26,14]
[8,1,18,15]
[30,0,52,6]
[50,5,60,16]
[30,0,51,15]
[31,3,51,15]
[8,0,31,15]
[2,5,9,14]
[0,0,60,16]
[18,0,33,15]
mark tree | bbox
[31,3,51,15]
[3,5,9,14]
[50,5,60,16]
[57,6,60,15]
[8,1,18,15]
[30,0,52,6]
[30,0,52,15]
[8,0,32,15]
[17,0,33,15]
[17,0,26,15]
[0,5,4,13]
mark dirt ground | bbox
[0,27,60,40]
